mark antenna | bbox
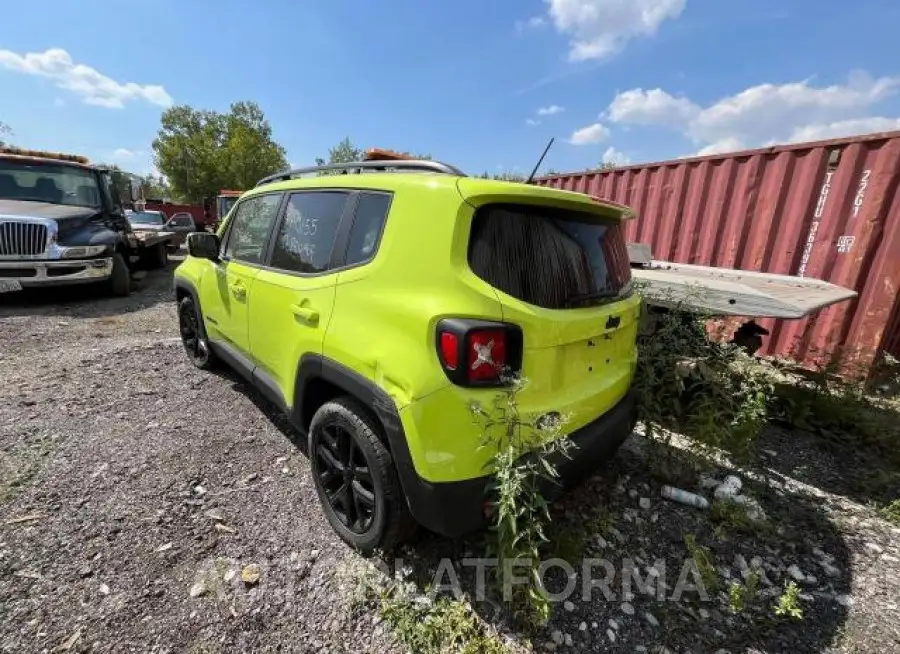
[525,137,554,185]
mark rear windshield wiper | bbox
[563,289,621,308]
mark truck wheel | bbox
[151,243,168,268]
[309,397,414,554]
[178,296,218,370]
[105,252,131,297]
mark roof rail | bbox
[255,159,466,187]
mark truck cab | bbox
[0,147,170,296]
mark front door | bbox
[201,192,283,355]
[249,190,354,408]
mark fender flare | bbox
[173,278,210,341]
[293,355,452,528]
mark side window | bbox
[169,214,194,228]
[223,194,282,264]
[345,192,391,266]
[270,192,349,273]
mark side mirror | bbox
[187,232,220,261]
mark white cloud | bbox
[694,138,746,156]
[0,47,173,109]
[545,0,686,61]
[515,16,546,33]
[606,71,900,154]
[537,104,565,116]
[788,116,900,143]
[606,88,699,127]
[113,148,137,159]
[601,145,631,165]
[526,118,541,126]
[569,122,610,145]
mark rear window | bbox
[468,204,631,309]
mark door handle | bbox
[290,304,320,325]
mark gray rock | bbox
[621,601,635,615]
[629,489,638,498]
[551,630,564,645]
[835,594,854,607]
[733,554,748,571]
[607,628,617,643]
[564,634,573,646]
[596,535,608,549]
[189,581,206,598]
[698,608,710,620]
[749,556,762,569]
[609,619,619,630]
[645,611,660,627]
[786,564,806,582]
[639,497,651,510]
[819,561,841,578]
[579,621,587,631]
[865,542,884,555]
[564,600,575,612]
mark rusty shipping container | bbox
[537,131,900,371]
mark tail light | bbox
[436,319,523,387]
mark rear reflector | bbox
[439,332,459,370]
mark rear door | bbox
[248,190,354,407]
[466,201,640,406]
[200,193,282,355]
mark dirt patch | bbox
[0,264,898,652]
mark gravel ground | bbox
[1,260,898,653]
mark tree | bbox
[0,121,12,147]
[152,102,287,203]
[477,170,527,182]
[315,136,363,167]
[315,139,433,170]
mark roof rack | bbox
[255,159,466,187]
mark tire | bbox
[153,243,169,268]
[309,397,414,554]
[105,252,131,297]
[178,296,218,370]
[142,242,168,269]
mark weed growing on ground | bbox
[880,499,900,525]
[773,580,804,620]
[472,375,572,626]
[379,588,508,654]
[727,570,760,614]
[684,533,719,594]
[633,299,774,472]
[343,559,508,654]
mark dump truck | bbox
[0,146,178,296]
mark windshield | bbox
[0,158,102,208]
[128,211,165,225]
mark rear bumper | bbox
[400,391,637,538]
[0,257,113,287]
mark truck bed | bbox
[632,260,858,319]
[131,229,177,248]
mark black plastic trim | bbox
[252,366,289,414]
[173,278,210,341]
[435,318,523,388]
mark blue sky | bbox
[2,0,900,181]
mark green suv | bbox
[174,159,640,552]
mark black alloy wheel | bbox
[308,398,414,553]
[315,423,376,534]
[178,296,216,370]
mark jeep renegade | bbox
[173,159,640,553]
